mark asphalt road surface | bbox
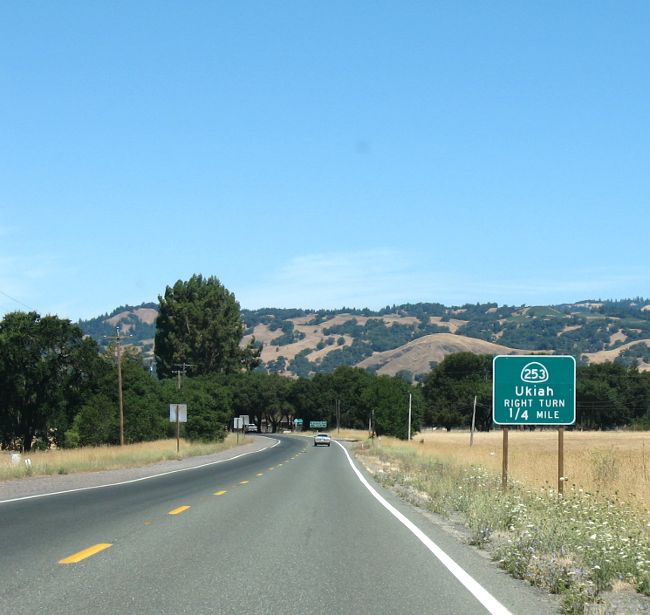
[0,436,558,614]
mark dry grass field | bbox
[373,429,650,507]
[0,434,249,482]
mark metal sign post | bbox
[502,427,509,491]
[558,427,565,495]
[234,417,243,443]
[407,393,412,441]
[169,404,187,454]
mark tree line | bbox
[421,352,650,431]
[2,276,649,452]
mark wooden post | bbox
[116,330,124,447]
[176,404,180,454]
[558,427,564,495]
[470,395,477,447]
[501,427,509,491]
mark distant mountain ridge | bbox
[78,298,650,379]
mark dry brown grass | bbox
[363,429,650,506]
[0,434,250,481]
[332,428,371,441]
[585,338,650,367]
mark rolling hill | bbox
[78,298,650,380]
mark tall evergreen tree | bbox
[154,274,260,378]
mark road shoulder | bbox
[0,436,278,502]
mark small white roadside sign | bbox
[169,404,187,423]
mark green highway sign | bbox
[493,355,576,425]
[309,420,327,429]
[293,418,303,424]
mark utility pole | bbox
[336,399,340,435]
[105,327,126,446]
[172,362,194,391]
[116,328,124,446]
[408,393,412,441]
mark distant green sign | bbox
[294,418,303,425]
[493,355,576,425]
[309,420,327,429]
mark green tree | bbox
[362,375,421,439]
[229,372,267,432]
[0,311,102,451]
[288,377,323,426]
[227,372,293,433]
[422,353,492,431]
[160,376,232,442]
[316,366,374,429]
[66,350,166,447]
[154,274,260,378]
[67,395,116,447]
[121,354,167,442]
[575,362,646,429]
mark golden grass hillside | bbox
[584,338,650,372]
[357,333,533,377]
[108,305,650,376]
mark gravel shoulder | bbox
[0,436,278,503]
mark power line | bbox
[0,289,36,312]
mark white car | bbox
[313,433,331,447]
[245,424,258,433]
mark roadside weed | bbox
[358,440,650,614]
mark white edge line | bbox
[0,437,281,505]
[334,441,513,615]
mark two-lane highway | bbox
[0,436,558,614]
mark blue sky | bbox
[2,1,649,321]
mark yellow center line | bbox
[239,480,249,485]
[214,490,227,496]
[256,473,263,477]
[59,543,113,565]
[268,467,274,470]
[168,505,191,516]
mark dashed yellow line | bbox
[239,480,249,485]
[256,473,263,477]
[168,505,191,516]
[214,490,227,496]
[59,543,112,564]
